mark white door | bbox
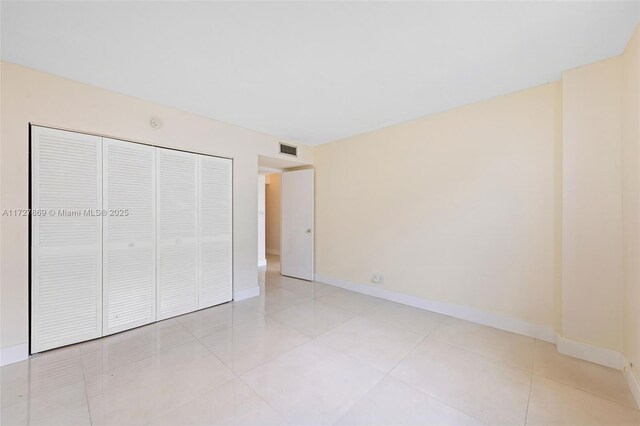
[198,155,233,308]
[103,138,156,335]
[156,148,199,320]
[281,169,314,281]
[31,126,103,353]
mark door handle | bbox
[306,228,312,234]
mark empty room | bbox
[1,1,640,425]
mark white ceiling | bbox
[2,2,639,146]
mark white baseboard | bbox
[623,362,640,409]
[314,273,639,379]
[556,335,625,370]
[266,249,280,256]
[1,286,262,365]
[0,343,29,366]
[234,286,261,301]
[315,273,557,343]
[258,258,267,267]
[0,287,261,365]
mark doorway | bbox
[260,172,282,284]
[257,155,314,288]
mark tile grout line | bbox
[419,324,637,414]
[236,373,293,426]
[223,336,311,378]
[532,371,640,411]
[198,282,317,374]
[79,359,95,426]
[193,312,311,381]
[182,313,243,379]
[309,303,392,344]
[524,339,541,425]
[78,319,192,371]
[380,317,489,425]
[531,339,638,417]
[230,286,318,422]
[237,269,308,424]
[234,290,396,378]
[427,333,535,375]
[80,320,231,425]
[333,314,487,426]
[238,290,312,317]
[179,308,266,342]
[523,341,536,425]
[228,285,389,425]
[399,335,534,424]
[524,375,534,426]
[140,319,240,425]
[533,339,638,411]
[185,275,308,425]
[267,298,362,340]
[74,351,94,426]
[335,318,437,421]
[259,280,365,338]
[178,317,226,360]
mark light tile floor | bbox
[1,256,638,425]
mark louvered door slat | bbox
[156,148,198,320]
[198,155,233,308]
[103,138,156,335]
[31,126,103,353]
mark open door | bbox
[281,169,314,281]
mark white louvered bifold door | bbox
[103,138,156,335]
[156,148,199,320]
[31,126,103,353]
[198,155,232,308]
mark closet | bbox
[30,126,233,353]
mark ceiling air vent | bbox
[279,143,298,157]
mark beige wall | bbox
[265,173,281,256]
[314,25,640,368]
[622,25,640,383]
[561,23,640,362]
[314,82,562,329]
[561,56,625,352]
[0,62,312,351]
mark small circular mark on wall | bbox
[150,116,163,129]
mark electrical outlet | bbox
[372,273,385,284]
